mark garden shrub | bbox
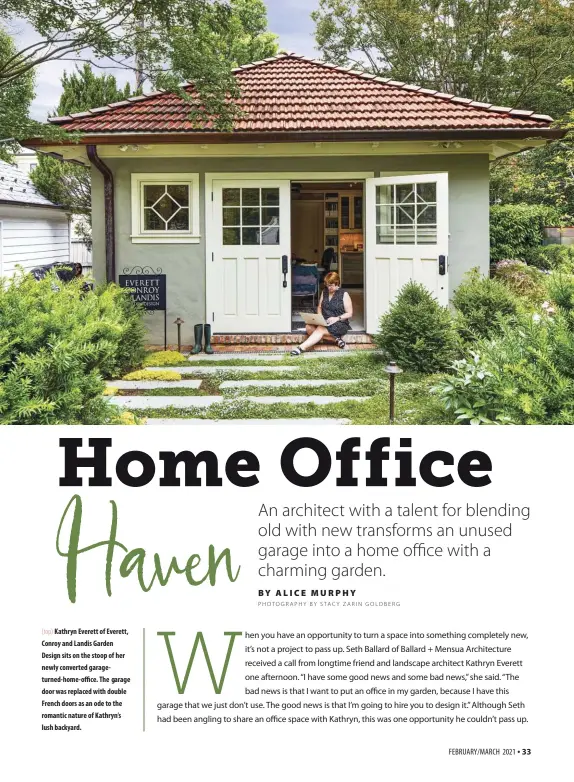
[431,354,510,425]
[122,369,181,381]
[546,274,574,313]
[490,204,562,262]
[492,261,547,306]
[143,350,187,366]
[96,284,147,376]
[452,268,520,340]
[374,281,457,373]
[523,244,574,272]
[0,271,146,424]
[434,311,574,424]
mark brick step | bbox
[211,333,373,346]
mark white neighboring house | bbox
[12,146,39,175]
[0,159,71,277]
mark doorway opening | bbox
[290,180,365,333]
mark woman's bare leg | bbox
[298,325,329,352]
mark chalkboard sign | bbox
[119,274,166,311]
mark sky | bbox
[16,0,321,121]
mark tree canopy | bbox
[56,64,131,116]
[312,0,574,117]
[0,0,277,131]
[0,27,35,159]
[169,0,278,78]
[31,64,134,236]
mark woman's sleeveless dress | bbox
[321,287,351,338]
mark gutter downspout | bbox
[87,144,115,283]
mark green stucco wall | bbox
[91,153,490,344]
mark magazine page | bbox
[2,0,574,779]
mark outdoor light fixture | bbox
[174,317,184,352]
[384,361,403,424]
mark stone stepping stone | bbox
[146,418,351,425]
[220,379,363,389]
[146,365,297,374]
[188,353,284,362]
[186,351,360,362]
[108,396,221,409]
[110,394,368,410]
[242,396,369,405]
[108,379,202,390]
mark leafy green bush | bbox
[431,354,510,425]
[0,272,146,424]
[374,281,457,373]
[523,244,574,272]
[546,274,574,313]
[492,261,547,306]
[490,204,562,262]
[434,312,574,424]
[452,269,520,340]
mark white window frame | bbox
[130,172,200,244]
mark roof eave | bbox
[0,199,65,210]
[23,126,563,148]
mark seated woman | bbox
[291,272,353,355]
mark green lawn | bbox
[126,351,451,424]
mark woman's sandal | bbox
[336,339,346,349]
[290,347,303,356]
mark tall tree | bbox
[0,27,35,160]
[0,1,253,131]
[312,0,574,117]
[490,105,574,220]
[31,65,134,240]
[168,0,278,77]
[56,64,131,116]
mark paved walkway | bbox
[106,350,378,424]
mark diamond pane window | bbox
[222,187,280,245]
[375,182,437,245]
[143,183,190,231]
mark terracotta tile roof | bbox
[48,53,554,136]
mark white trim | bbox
[0,221,3,277]
[205,171,374,331]
[365,173,449,333]
[206,171,374,183]
[130,172,200,243]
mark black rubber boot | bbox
[203,324,214,354]
[191,324,203,354]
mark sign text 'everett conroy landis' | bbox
[59,438,493,489]
[118,275,166,311]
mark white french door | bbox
[209,180,291,333]
[365,173,449,334]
